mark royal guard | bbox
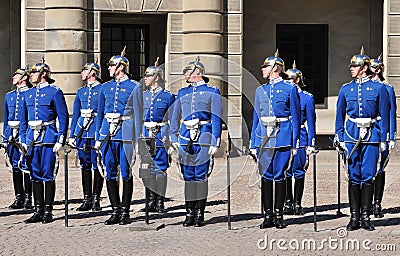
[335,47,389,231]
[284,61,316,215]
[141,59,175,213]
[3,67,33,209]
[19,58,69,223]
[249,50,301,229]
[369,54,397,218]
[95,48,143,225]
[169,56,222,227]
[69,62,104,211]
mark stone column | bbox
[44,0,87,111]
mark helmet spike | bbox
[154,57,159,67]
[274,49,279,58]
[378,53,383,61]
[195,55,200,63]
[121,46,126,57]
[292,60,297,69]
[41,55,45,64]
[360,46,365,55]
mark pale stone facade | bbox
[1,0,400,149]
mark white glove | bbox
[389,140,396,151]
[172,142,180,151]
[94,140,102,150]
[68,137,76,147]
[53,142,63,153]
[1,142,7,149]
[380,142,386,152]
[306,146,315,155]
[291,148,298,156]
[250,148,257,157]
[208,146,219,156]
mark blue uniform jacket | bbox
[70,81,102,139]
[379,81,397,141]
[3,86,29,140]
[250,77,301,148]
[19,82,69,145]
[96,76,143,142]
[142,87,175,146]
[335,77,390,143]
[170,80,223,147]
[299,89,316,147]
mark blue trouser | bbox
[7,144,26,172]
[76,137,99,172]
[345,143,379,185]
[179,144,210,181]
[101,140,133,181]
[259,147,292,182]
[150,146,169,176]
[26,145,57,182]
[286,147,307,180]
[378,142,389,174]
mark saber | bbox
[227,132,232,230]
[313,149,319,232]
[337,152,343,216]
[64,147,69,227]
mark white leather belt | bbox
[348,117,378,128]
[144,121,168,129]
[28,120,56,130]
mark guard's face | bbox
[29,70,40,83]
[12,74,21,85]
[261,65,272,79]
[81,69,89,81]
[349,65,362,78]
[144,73,156,86]
[185,68,199,83]
[370,66,379,74]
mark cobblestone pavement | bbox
[0,149,400,255]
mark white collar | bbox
[17,85,29,92]
[354,76,370,84]
[115,75,129,83]
[150,86,162,94]
[37,82,49,89]
[269,77,283,84]
[88,81,100,88]
[193,80,205,87]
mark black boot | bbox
[42,181,55,224]
[77,170,93,211]
[77,195,92,211]
[294,178,305,215]
[9,171,24,209]
[183,201,195,227]
[347,183,361,231]
[194,199,207,227]
[283,177,294,215]
[42,205,54,224]
[104,180,121,225]
[274,181,287,229]
[146,188,157,212]
[155,174,167,213]
[25,182,44,223]
[260,180,274,229]
[23,172,33,209]
[373,172,385,218]
[361,183,375,231]
[119,178,133,225]
[92,171,104,211]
